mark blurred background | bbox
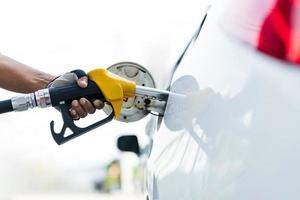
[0,0,207,199]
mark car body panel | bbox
[146,2,300,200]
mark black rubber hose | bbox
[0,99,13,114]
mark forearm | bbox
[0,54,56,93]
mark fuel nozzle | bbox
[0,62,182,145]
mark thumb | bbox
[77,76,88,88]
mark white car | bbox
[143,0,300,199]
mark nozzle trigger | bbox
[50,102,114,145]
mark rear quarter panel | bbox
[146,4,300,200]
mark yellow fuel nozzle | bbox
[87,68,136,118]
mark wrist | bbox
[33,73,57,90]
[42,74,57,89]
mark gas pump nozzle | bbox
[0,67,181,145]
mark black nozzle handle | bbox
[50,102,114,145]
[49,79,105,106]
[48,70,113,145]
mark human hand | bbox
[70,76,104,119]
[48,72,104,119]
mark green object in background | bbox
[103,160,121,192]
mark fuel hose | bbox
[0,99,13,114]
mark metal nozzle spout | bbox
[135,86,184,101]
[135,86,170,101]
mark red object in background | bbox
[258,0,300,64]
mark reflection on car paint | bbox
[162,75,249,198]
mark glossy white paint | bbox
[146,3,300,200]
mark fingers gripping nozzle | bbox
[50,68,137,145]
